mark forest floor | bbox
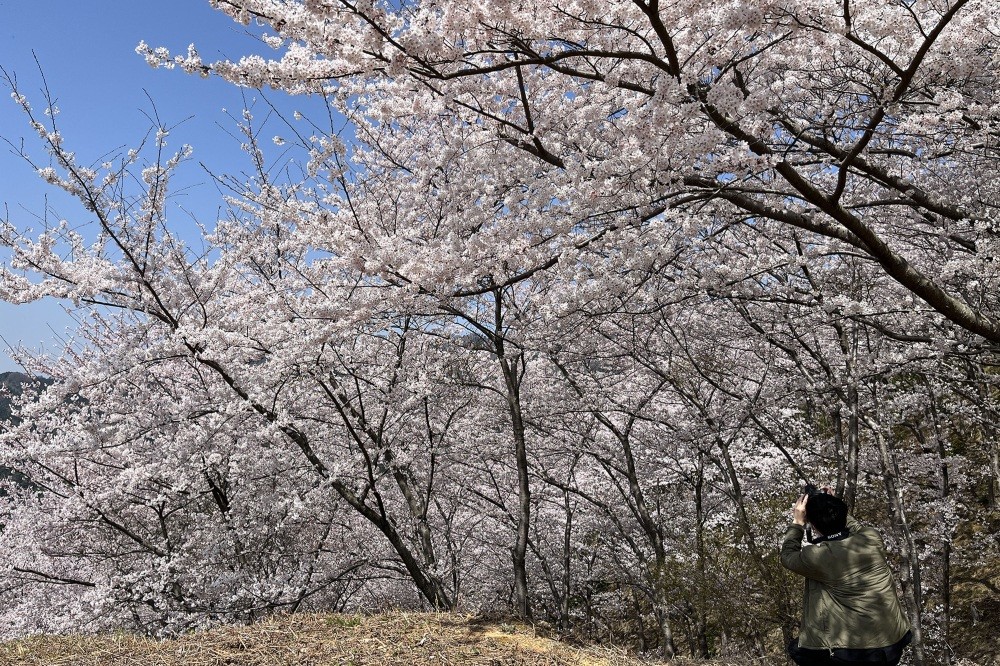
[0,612,693,665]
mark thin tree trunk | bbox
[654,601,678,661]
[693,455,710,658]
[833,406,848,496]
[993,442,1000,508]
[872,427,926,666]
[561,485,573,628]
[925,381,953,665]
[836,321,860,508]
[631,587,649,652]
[498,348,531,619]
[845,383,861,508]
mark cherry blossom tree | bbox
[1,2,1000,664]
[139,0,1000,343]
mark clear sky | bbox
[0,0,324,372]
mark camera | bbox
[803,483,822,497]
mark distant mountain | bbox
[1,372,49,492]
[0,372,37,424]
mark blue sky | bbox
[0,1,326,372]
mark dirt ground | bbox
[0,612,652,666]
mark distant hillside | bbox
[0,371,35,424]
[0,371,49,490]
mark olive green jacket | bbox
[780,516,910,650]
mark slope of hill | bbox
[0,612,654,666]
[0,371,44,491]
[0,371,35,424]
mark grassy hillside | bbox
[0,612,655,665]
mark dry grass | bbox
[0,612,650,666]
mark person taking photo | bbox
[780,487,913,665]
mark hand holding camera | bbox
[792,493,810,526]
[793,484,831,526]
